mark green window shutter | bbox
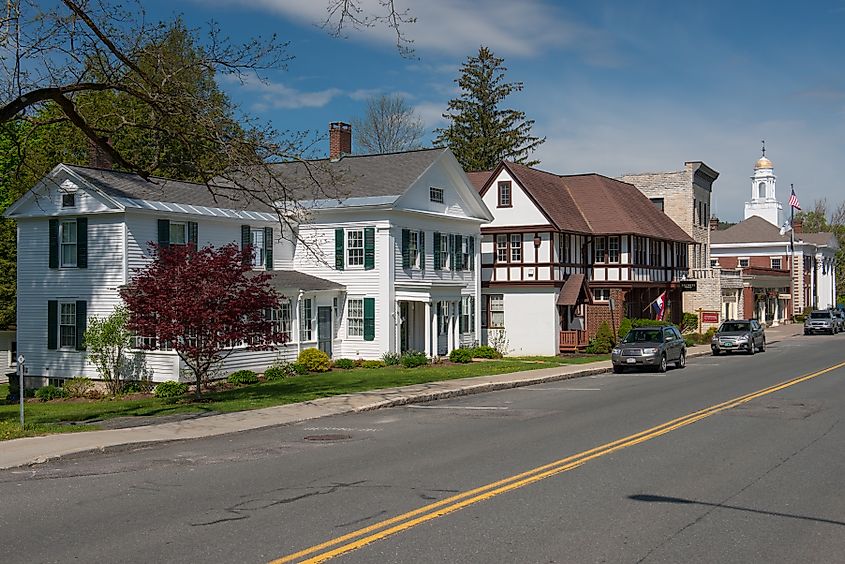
[448,234,455,271]
[157,219,170,249]
[241,225,251,265]
[363,297,375,341]
[468,235,475,271]
[401,228,410,269]
[364,227,375,270]
[335,228,344,270]
[459,299,465,332]
[75,300,87,351]
[188,222,198,249]
[264,226,273,270]
[76,217,88,268]
[47,300,58,350]
[49,219,59,268]
[470,296,476,330]
[455,234,463,271]
[419,230,426,270]
[433,232,442,271]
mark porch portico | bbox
[395,283,468,358]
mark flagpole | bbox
[789,184,796,320]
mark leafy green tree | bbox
[434,46,545,171]
[795,199,845,303]
[84,306,134,396]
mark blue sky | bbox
[144,0,845,222]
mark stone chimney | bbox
[329,122,352,160]
[709,216,719,231]
[793,219,803,234]
[88,137,113,169]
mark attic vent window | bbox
[430,187,444,203]
[62,193,76,208]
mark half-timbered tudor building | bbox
[468,162,693,356]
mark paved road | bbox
[2,333,844,563]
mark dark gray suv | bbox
[804,310,838,335]
[711,319,766,355]
[612,326,686,373]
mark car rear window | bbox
[810,312,832,319]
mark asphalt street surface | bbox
[2,333,844,563]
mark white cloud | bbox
[220,0,611,59]
[223,74,343,109]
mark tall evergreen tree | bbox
[434,46,544,172]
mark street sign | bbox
[679,280,698,292]
[701,311,720,324]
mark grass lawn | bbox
[0,355,608,441]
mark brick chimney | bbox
[87,137,113,169]
[329,122,352,160]
[793,219,803,234]
[709,216,719,231]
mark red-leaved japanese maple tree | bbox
[120,243,285,398]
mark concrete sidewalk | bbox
[0,323,803,470]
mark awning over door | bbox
[556,273,592,306]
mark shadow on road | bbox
[629,494,845,527]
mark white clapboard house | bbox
[4,132,491,386]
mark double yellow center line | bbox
[272,360,845,563]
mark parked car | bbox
[711,319,766,355]
[805,310,838,335]
[612,326,686,373]
[831,309,845,332]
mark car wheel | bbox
[613,364,624,374]
[657,354,667,373]
[748,342,755,355]
[712,349,720,356]
[760,338,766,352]
[675,351,686,369]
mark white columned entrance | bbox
[424,301,432,357]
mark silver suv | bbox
[804,310,837,335]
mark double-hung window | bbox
[497,181,512,207]
[608,236,620,264]
[300,298,313,341]
[593,288,610,302]
[347,299,364,337]
[347,230,364,267]
[60,219,77,267]
[771,257,782,270]
[486,294,504,328]
[251,229,266,268]
[408,230,420,268]
[738,258,749,268]
[460,296,474,334]
[430,187,444,203]
[510,234,521,262]
[496,234,508,263]
[59,302,76,348]
[270,301,292,341]
[462,237,471,269]
[595,237,607,263]
[439,233,450,270]
[169,222,187,246]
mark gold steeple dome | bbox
[755,156,773,169]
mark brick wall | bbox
[586,288,627,339]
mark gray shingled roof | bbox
[249,270,344,292]
[69,166,277,212]
[66,147,447,210]
[711,216,838,249]
[266,148,446,200]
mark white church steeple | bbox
[744,141,782,226]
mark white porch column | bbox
[432,302,440,357]
[758,300,765,324]
[772,298,780,326]
[424,301,432,357]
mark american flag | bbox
[788,189,801,210]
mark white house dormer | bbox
[744,148,782,227]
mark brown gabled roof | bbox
[465,171,492,192]
[480,162,692,242]
[556,273,592,306]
